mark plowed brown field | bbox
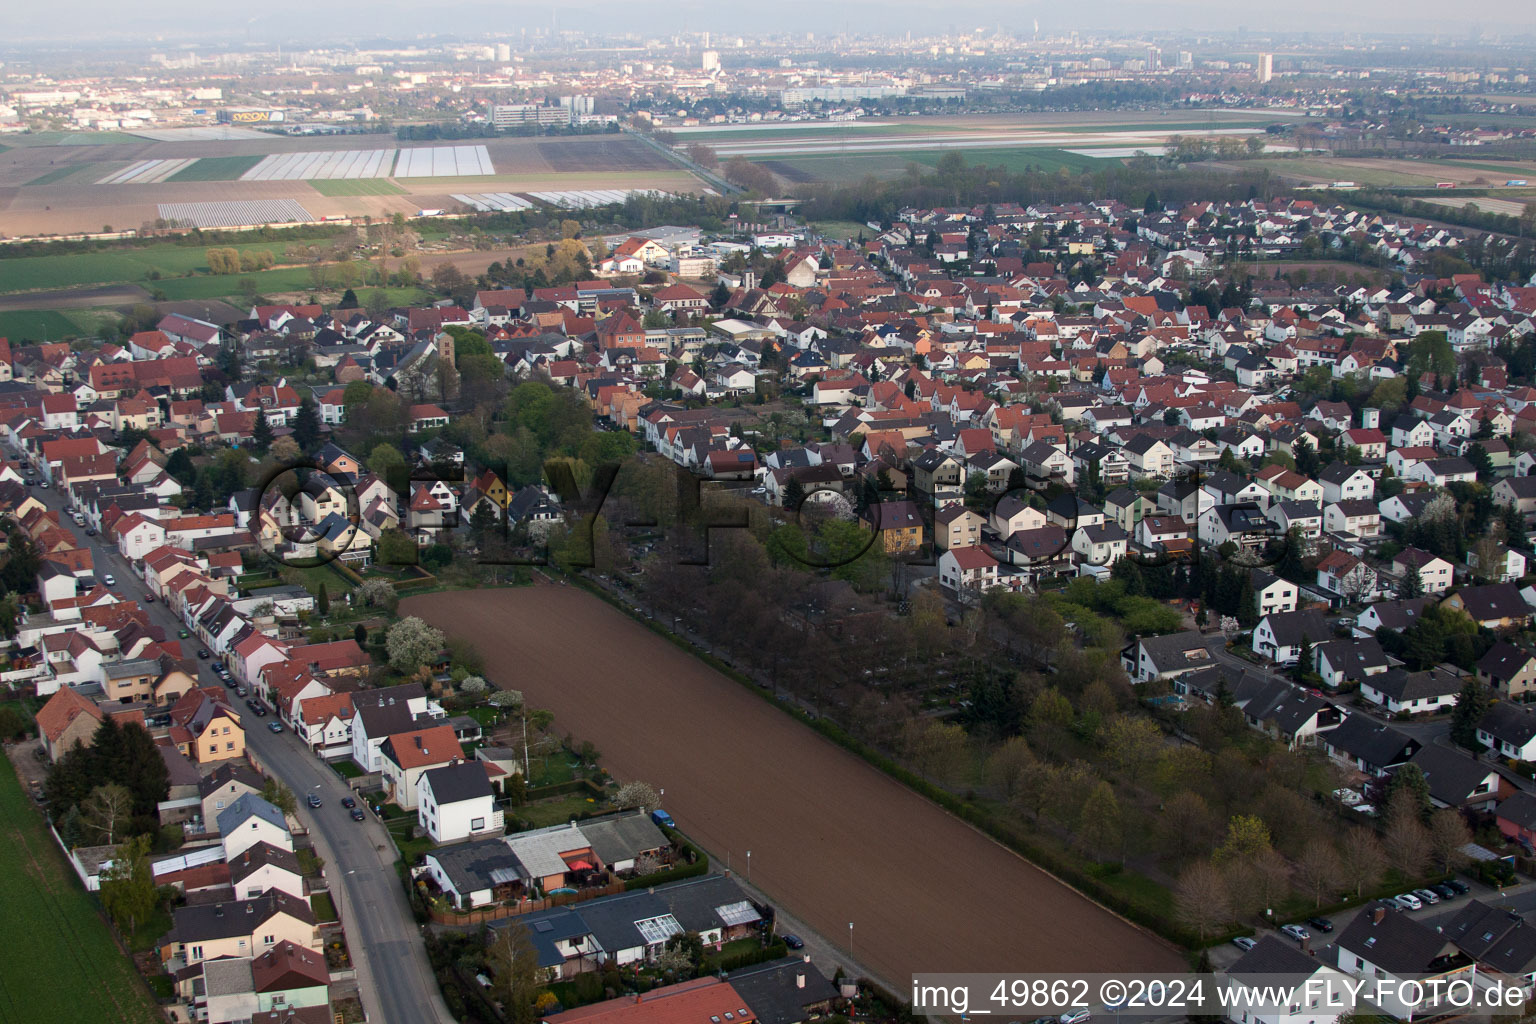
[402,583,1183,988]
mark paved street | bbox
[22,474,453,1024]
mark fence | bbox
[427,880,626,925]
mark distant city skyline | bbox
[8,0,1536,46]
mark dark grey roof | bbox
[1136,631,1214,674]
[578,810,669,867]
[199,762,263,800]
[728,957,840,1024]
[1367,666,1462,702]
[1259,609,1333,648]
[216,793,286,837]
[166,891,314,944]
[1497,791,1536,831]
[654,874,758,935]
[421,760,494,806]
[1478,641,1536,682]
[1226,935,1326,985]
[1452,583,1530,623]
[1442,900,1536,974]
[1322,715,1418,770]
[494,905,591,969]
[1478,702,1536,749]
[1407,745,1497,806]
[424,837,521,896]
[1336,901,1464,974]
[228,841,301,884]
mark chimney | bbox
[1373,906,1387,925]
[796,973,805,989]
[214,906,223,917]
[247,904,254,914]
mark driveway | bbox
[23,474,453,1024]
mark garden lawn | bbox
[518,793,600,828]
[0,756,161,1024]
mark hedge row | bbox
[624,838,710,892]
[525,778,605,802]
[713,939,789,973]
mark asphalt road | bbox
[20,471,453,1024]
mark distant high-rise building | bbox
[702,49,720,73]
[495,42,511,62]
[1256,52,1273,83]
[1147,46,1161,71]
[1177,50,1193,68]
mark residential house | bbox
[1477,641,1536,699]
[1359,666,1463,716]
[417,760,505,845]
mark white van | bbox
[1395,893,1424,911]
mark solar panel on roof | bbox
[534,920,554,932]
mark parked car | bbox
[306,794,322,808]
[1395,893,1424,911]
[178,629,190,638]
[197,649,210,659]
[1445,879,1470,895]
[1432,883,1459,900]
[267,721,283,733]
[102,574,115,586]
[235,686,248,697]
[650,809,675,828]
[780,934,804,950]
[340,796,357,809]
[1413,888,1441,905]
[1281,924,1310,942]
[84,528,96,537]
[350,807,366,821]
[143,593,154,602]
[1306,917,1334,933]
[1059,1011,1091,1024]
[1232,936,1257,951]
[211,662,226,674]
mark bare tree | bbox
[1293,838,1343,908]
[1428,809,1472,874]
[1174,860,1233,941]
[1339,828,1387,897]
[1385,801,1433,880]
[1252,848,1293,914]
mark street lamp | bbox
[746,850,751,883]
[848,921,853,957]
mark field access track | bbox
[403,584,1183,989]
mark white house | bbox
[217,794,292,861]
[1223,936,1347,1024]
[417,761,504,845]
[938,545,1001,597]
[1358,666,1463,716]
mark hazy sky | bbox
[7,0,1536,46]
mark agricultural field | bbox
[23,165,86,186]
[309,178,409,197]
[0,755,162,1024]
[674,109,1288,145]
[755,145,1105,185]
[1257,154,1536,188]
[0,240,294,295]
[404,584,1185,990]
[0,309,89,341]
[165,155,265,182]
